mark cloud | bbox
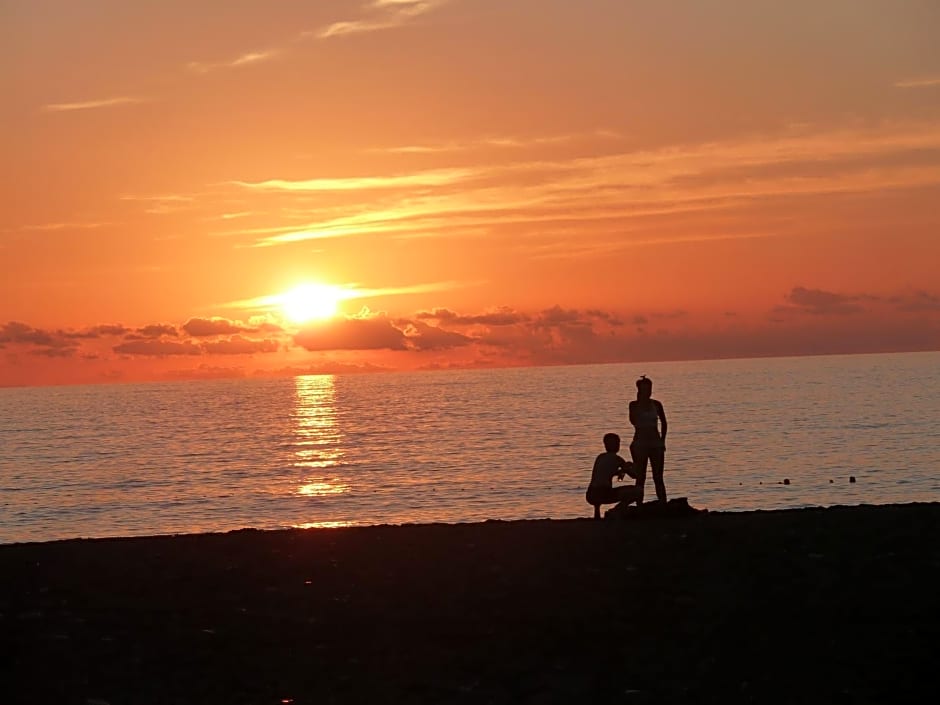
[230,50,278,67]
[292,308,487,353]
[0,321,185,365]
[294,310,408,351]
[649,310,688,320]
[187,49,280,74]
[133,324,179,338]
[0,322,47,346]
[6,286,938,384]
[371,130,625,154]
[232,168,472,193]
[219,121,940,249]
[401,320,473,350]
[587,309,625,326]
[371,0,432,5]
[208,211,255,221]
[315,19,398,38]
[0,322,86,360]
[182,0,448,82]
[441,300,924,367]
[535,305,594,327]
[108,320,284,356]
[30,347,78,358]
[201,336,280,355]
[121,194,196,203]
[113,340,202,356]
[316,0,448,39]
[118,192,203,217]
[182,317,246,337]
[782,287,865,316]
[416,306,529,326]
[889,290,940,313]
[220,280,468,312]
[471,305,626,364]
[63,324,131,340]
[17,221,112,232]
[894,76,940,89]
[90,324,131,336]
[400,295,937,369]
[0,317,286,360]
[41,96,146,113]
[410,305,633,361]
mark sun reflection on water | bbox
[293,520,356,529]
[292,375,346,497]
[297,481,349,496]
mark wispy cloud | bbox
[371,129,625,154]
[183,1,449,81]
[230,50,278,67]
[18,221,112,232]
[371,0,434,6]
[120,193,200,216]
[315,0,449,39]
[232,167,473,192]
[894,76,940,89]
[187,49,280,74]
[42,96,146,113]
[205,211,255,221]
[205,121,940,251]
[525,231,782,261]
[220,280,467,312]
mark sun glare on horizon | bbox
[280,283,347,323]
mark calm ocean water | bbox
[1,352,938,543]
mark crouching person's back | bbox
[586,432,641,519]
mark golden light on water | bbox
[292,374,347,500]
[297,480,349,496]
[293,520,355,529]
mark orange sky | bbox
[2,0,939,386]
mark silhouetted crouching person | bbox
[586,433,641,519]
[629,375,668,503]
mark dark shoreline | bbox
[3,503,938,704]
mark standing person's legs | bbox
[630,442,649,503]
[650,448,666,502]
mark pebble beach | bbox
[2,503,938,704]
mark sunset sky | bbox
[2,0,939,386]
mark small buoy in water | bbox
[783,478,790,485]
[849,476,856,483]
[829,479,834,484]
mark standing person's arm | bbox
[628,400,637,428]
[656,400,668,446]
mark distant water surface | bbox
[1,352,938,543]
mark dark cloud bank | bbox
[1,286,937,385]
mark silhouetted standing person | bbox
[629,375,668,503]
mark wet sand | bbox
[2,503,938,704]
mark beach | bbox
[2,503,938,704]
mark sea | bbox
[1,351,938,544]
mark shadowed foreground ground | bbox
[2,503,938,704]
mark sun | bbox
[280,283,346,324]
